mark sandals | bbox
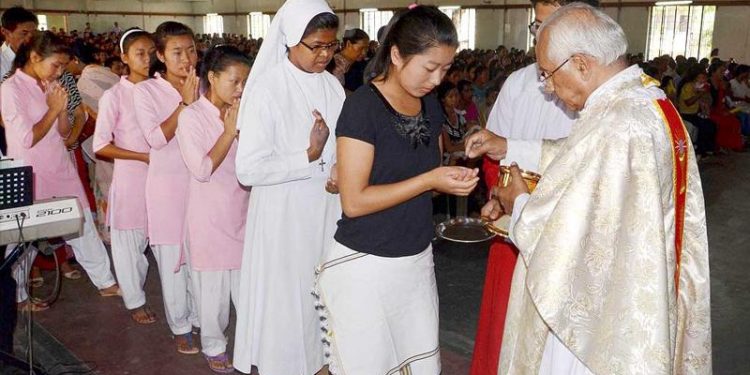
[130,306,157,325]
[204,352,235,373]
[174,333,199,355]
[98,284,121,297]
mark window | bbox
[359,8,394,42]
[646,5,716,60]
[247,12,271,39]
[439,6,476,50]
[203,13,224,36]
[37,15,48,31]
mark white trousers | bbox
[5,210,116,302]
[151,244,198,335]
[110,227,149,309]
[192,269,240,356]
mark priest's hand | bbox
[325,163,339,194]
[307,109,330,162]
[464,129,507,160]
[427,166,479,196]
[495,163,529,214]
[480,198,503,221]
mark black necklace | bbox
[370,83,431,148]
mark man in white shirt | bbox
[0,7,38,78]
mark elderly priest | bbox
[469,3,712,375]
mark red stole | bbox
[654,99,689,295]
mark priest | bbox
[468,4,711,374]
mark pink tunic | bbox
[1,69,89,209]
[133,73,189,245]
[176,96,249,270]
[92,76,149,231]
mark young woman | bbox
[315,6,479,374]
[1,31,118,311]
[133,21,199,354]
[457,79,480,125]
[438,80,469,164]
[176,45,251,373]
[93,28,155,325]
[233,1,344,373]
[678,66,718,156]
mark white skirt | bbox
[314,241,441,375]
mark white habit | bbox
[233,0,345,373]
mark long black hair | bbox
[199,45,252,90]
[365,5,458,82]
[11,31,71,76]
[149,21,195,77]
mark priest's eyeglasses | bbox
[299,40,341,54]
[540,57,571,82]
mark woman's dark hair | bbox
[660,75,673,90]
[736,64,750,77]
[366,5,458,82]
[149,21,195,77]
[342,28,369,48]
[120,27,152,55]
[301,12,339,40]
[199,44,252,90]
[437,81,456,104]
[11,31,71,75]
[707,61,725,78]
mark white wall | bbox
[4,0,750,63]
[713,5,750,64]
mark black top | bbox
[334,83,443,258]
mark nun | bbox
[232,0,344,373]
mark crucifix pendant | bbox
[318,159,327,171]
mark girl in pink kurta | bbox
[176,45,251,373]
[93,29,156,325]
[1,31,117,311]
[132,22,199,354]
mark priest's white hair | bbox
[537,3,627,67]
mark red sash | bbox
[654,99,689,295]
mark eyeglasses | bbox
[540,57,571,82]
[528,21,541,36]
[299,40,340,54]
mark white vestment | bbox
[500,66,712,375]
[233,1,345,373]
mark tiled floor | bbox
[7,151,749,375]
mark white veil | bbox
[237,0,334,129]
